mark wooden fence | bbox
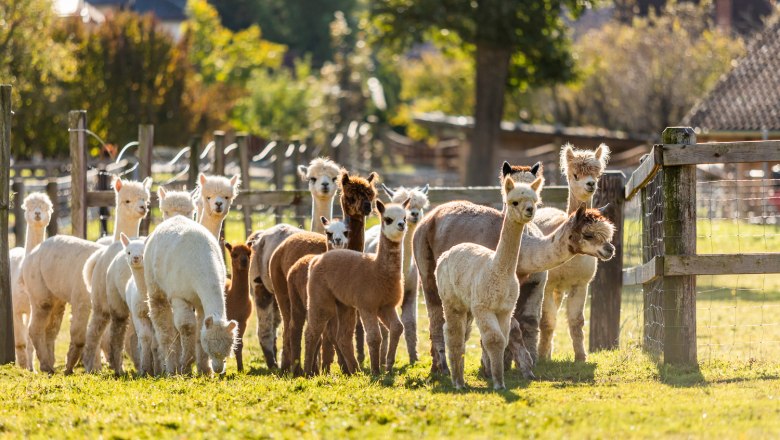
[1,85,13,363]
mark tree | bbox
[372,0,587,185]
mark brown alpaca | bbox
[305,199,410,376]
[224,242,253,372]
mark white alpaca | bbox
[298,158,341,233]
[158,187,197,220]
[196,173,241,239]
[436,176,542,389]
[9,193,53,369]
[247,157,342,368]
[365,183,430,364]
[535,143,610,362]
[144,216,238,375]
[81,177,152,373]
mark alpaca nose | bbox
[361,201,372,215]
[586,181,596,191]
[321,182,329,190]
[334,238,342,245]
[525,207,535,216]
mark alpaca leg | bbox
[235,320,248,372]
[28,300,55,373]
[107,313,130,375]
[401,284,419,363]
[274,292,293,373]
[172,299,198,375]
[65,295,91,374]
[360,312,382,376]
[538,286,559,361]
[82,300,111,373]
[515,272,546,365]
[427,301,449,376]
[195,312,212,375]
[148,292,178,376]
[289,300,307,377]
[13,305,31,370]
[379,325,389,371]
[303,309,331,376]
[566,285,589,362]
[475,311,507,390]
[443,308,468,389]
[322,319,346,374]
[355,319,366,366]
[507,319,536,380]
[335,305,359,375]
[44,300,66,369]
[125,322,140,370]
[133,314,155,376]
[253,284,278,369]
[378,306,404,374]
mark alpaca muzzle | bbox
[598,243,616,261]
[361,201,372,215]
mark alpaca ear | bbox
[504,176,515,194]
[595,143,611,165]
[402,198,411,209]
[563,143,575,170]
[341,171,350,186]
[198,173,207,186]
[297,165,309,181]
[230,174,241,189]
[575,203,587,223]
[530,176,543,192]
[530,162,541,176]
[367,172,378,184]
[157,187,167,200]
[380,183,395,200]
[113,177,123,192]
[205,316,214,329]
[120,232,130,248]
[320,216,329,226]
[420,183,429,194]
[227,320,238,332]
[501,161,512,178]
[376,200,385,214]
[142,177,153,190]
[224,242,232,253]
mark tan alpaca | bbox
[413,161,616,376]
[436,176,542,389]
[535,143,610,362]
[305,200,409,376]
[247,157,343,368]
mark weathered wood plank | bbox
[138,125,153,236]
[664,140,780,166]
[12,179,25,246]
[666,254,780,276]
[0,84,14,364]
[46,179,58,237]
[625,144,662,201]
[623,256,662,286]
[236,133,252,238]
[213,130,226,177]
[188,136,201,190]
[69,110,88,239]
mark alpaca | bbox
[224,241,253,372]
[144,216,237,375]
[536,143,610,362]
[81,177,152,373]
[9,192,53,369]
[365,184,430,364]
[196,173,241,239]
[413,163,616,376]
[436,176,542,389]
[298,158,341,233]
[305,200,409,376]
[282,217,348,375]
[158,187,197,220]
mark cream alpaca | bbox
[365,183,430,364]
[196,173,241,239]
[158,187,197,220]
[436,176,541,389]
[81,177,152,373]
[144,216,237,375]
[297,157,341,233]
[305,200,410,376]
[9,192,53,369]
[535,143,610,362]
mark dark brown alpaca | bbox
[224,242,253,372]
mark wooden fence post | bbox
[46,179,58,237]
[590,170,625,351]
[661,127,697,365]
[213,130,226,177]
[69,110,88,239]
[96,169,111,238]
[1,84,14,363]
[138,124,153,236]
[188,136,201,190]
[236,133,252,238]
[273,139,285,224]
[12,178,25,247]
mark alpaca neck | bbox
[492,215,527,276]
[376,230,403,275]
[200,283,228,321]
[130,266,147,295]
[518,219,577,274]
[24,225,46,255]
[566,189,592,215]
[310,196,334,234]
[402,221,418,272]
[346,215,366,252]
[229,266,249,298]
[113,210,141,241]
[200,213,225,240]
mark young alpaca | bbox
[196,173,241,239]
[158,187,197,220]
[284,217,348,376]
[81,177,152,373]
[9,193,53,369]
[305,200,410,376]
[436,176,542,390]
[365,184,430,364]
[246,157,344,368]
[536,143,610,362]
[144,216,238,375]
[224,242,253,372]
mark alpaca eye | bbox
[573,174,579,180]
[583,234,594,240]
[512,201,518,206]
[207,196,211,200]
[125,200,130,204]
[332,177,337,183]
[384,218,392,225]
[310,178,317,182]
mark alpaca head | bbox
[198,173,241,218]
[298,157,341,201]
[320,216,349,249]
[501,161,544,186]
[560,143,610,203]
[22,192,53,228]
[567,204,616,261]
[377,199,409,243]
[380,183,430,225]
[503,176,543,224]
[114,176,152,220]
[201,316,238,374]
[157,187,197,220]
[339,171,378,217]
[120,232,145,269]
[225,241,252,272]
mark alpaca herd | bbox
[7,143,618,390]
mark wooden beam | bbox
[623,256,662,286]
[12,178,25,247]
[625,144,662,201]
[236,133,252,238]
[664,140,780,166]
[666,254,780,276]
[188,136,201,190]
[0,84,13,364]
[46,179,58,237]
[213,130,226,177]
[69,110,88,239]
[138,125,153,236]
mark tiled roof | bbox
[683,16,780,132]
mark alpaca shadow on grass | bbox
[428,377,524,403]
[533,359,597,384]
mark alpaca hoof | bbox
[575,353,587,362]
[493,383,506,391]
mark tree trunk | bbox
[467,42,511,186]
